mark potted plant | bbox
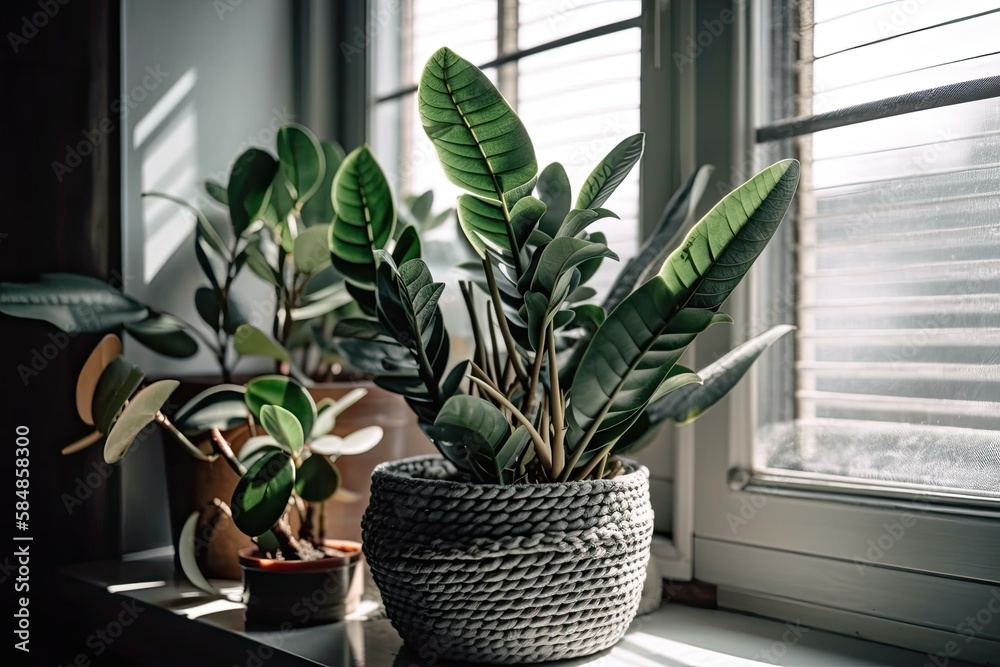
[66,332,382,627]
[321,47,801,663]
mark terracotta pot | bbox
[162,379,433,580]
[239,539,364,628]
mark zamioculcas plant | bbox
[334,47,801,484]
[66,333,382,566]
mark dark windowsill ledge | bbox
[54,556,977,666]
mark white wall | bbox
[121,0,296,380]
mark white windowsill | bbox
[57,556,980,666]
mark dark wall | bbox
[1,0,123,663]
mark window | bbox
[691,0,1000,661]
[369,0,643,297]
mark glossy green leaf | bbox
[293,224,332,273]
[407,191,434,224]
[575,133,644,210]
[310,388,367,438]
[233,324,291,362]
[123,313,199,358]
[243,244,281,287]
[650,324,795,425]
[194,224,226,290]
[301,140,345,226]
[532,237,618,298]
[429,395,512,483]
[238,436,285,467]
[194,287,220,331]
[391,224,422,267]
[178,510,218,595]
[496,425,531,484]
[659,160,800,310]
[173,384,248,434]
[418,47,537,202]
[93,356,145,434]
[231,450,295,537]
[104,380,179,463]
[245,375,316,438]
[456,194,508,259]
[603,165,714,312]
[0,273,148,332]
[260,404,304,455]
[331,145,396,287]
[228,148,279,236]
[277,124,325,204]
[555,207,619,239]
[536,163,571,237]
[76,334,122,425]
[567,279,729,447]
[295,454,340,502]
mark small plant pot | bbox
[238,539,364,629]
[363,456,654,664]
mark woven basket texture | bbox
[362,455,654,664]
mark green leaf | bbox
[205,179,229,206]
[0,273,148,332]
[310,388,367,438]
[245,375,316,438]
[277,124,325,204]
[194,225,226,290]
[104,380,178,463]
[555,208,619,239]
[576,231,607,286]
[536,163,571,237]
[429,395,511,483]
[331,145,396,287]
[533,237,618,298]
[407,191,434,224]
[651,324,795,425]
[228,148,279,237]
[391,224,422,266]
[576,133,644,210]
[496,425,531,484]
[238,436,285,467]
[194,287,220,331]
[293,224,332,273]
[456,194,508,259]
[173,384,248,434]
[243,244,281,287]
[659,160,800,310]
[418,47,537,202]
[231,450,295,537]
[301,140,345,226]
[233,324,291,361]
[567,279,729,446]
[603,165,714,313]
[295,455,340,502]
[93,356,145,434]
[123,313,198,358]
[509,196,547,250]
[260,404,304,455]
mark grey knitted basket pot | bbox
[362,455,654,664]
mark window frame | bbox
[686,0,1000,660]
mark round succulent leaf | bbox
[244,375,316,438]
[233,324,290,363]
[104,380,179,464]
[76,334,122,425]
[173,384,248,434]
[259,404,304,455]
[178,510,218,595]
[238,435,286,468]
[294,454,340,503]
[308,426,382,458]
[93,356,145,434]
[231,450,295,537]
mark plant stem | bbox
[469,376,552,472]
[487,308,502,385]
[522,339,545,419]
[482,258,527,386]
[154,412,217,462]
[469,361,504,411]
[460,282,488,378]
[208,428,248,476]
[574,436,622,481]
[547,325,566,480]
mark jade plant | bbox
[65,333,382,564]
[326,47,801,484]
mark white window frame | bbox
[681,1,1000,661]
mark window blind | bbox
[754,0,1000,497]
